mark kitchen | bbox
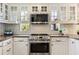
[0,3,79,55]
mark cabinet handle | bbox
[6,48,11,52]
[7,41,11,45]
[26,44,28,46]
[19,40,24,42]
[51,44,53,46]
[56,40,62,42]
[72,41,75,44]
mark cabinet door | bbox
[3,44,13,55]
[14,37,28,42]
[75,40,79,55]
[51,42,68,55]
[0,42,3,55]
[0,47,2,55]
[69,39,79,55]
[14,42,29,55]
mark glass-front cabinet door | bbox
[20,6,28,22]
[0,3,3,21]
[10,5,18,22]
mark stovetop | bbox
[29,34,50,41]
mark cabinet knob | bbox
[7,48,11,52]
[72,41,75,44]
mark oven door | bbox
[29,43,50,55]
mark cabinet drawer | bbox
[3,39,12,46]
[3,44,13,55]
[14,37,28,42]
[51,37,68,42]
[14,37,25,42]
[0,47,3,55]
[0,42,3,47]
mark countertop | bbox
[50,35,69,37]
[0,34,79,42]
[13,35,29,37]
[0,35,13,42]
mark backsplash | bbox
[5,24,59,35]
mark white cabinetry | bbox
[69,38,79,55]
[31,5,49,13]
[50,37,69,55]
[13,37,29,55]
[3,38,13,55]
[0,42,3,55]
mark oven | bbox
[29,42,50,55]
[29,34,50,55]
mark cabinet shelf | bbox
[0,20,19,24]
[51,20,77,25]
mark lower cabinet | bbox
[0,42,3,55]
[50,42,69,55]
[3,44,13,55]
[50,37,69,55]
[13,42,29,55]
[3,38,13,55]
[69,39,79,55]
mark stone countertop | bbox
[0,35,30,42]
[0,34,79,42]
[50,35,69,37]
[13,35,30,38]
[0,35,7,42]
[0,35,13,42]
[13,34,29,36]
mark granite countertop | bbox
[13,35,30,38]
[13,34,29,36]
[0,34,79,42]
[50,35,69,37]
[0,35,6,42]
[0,35,13,42]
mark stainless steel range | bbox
[29,34,50,55]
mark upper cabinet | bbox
[9,4,19,23]
[20,6,28,22]
[0,3,3,21]
[0,3,9,23]
[5,4,8,20]
[31,5,49,13]
[68,4,76,21]
[59,6,67,21]
[50,4,77,24]
[10,6,18,21]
